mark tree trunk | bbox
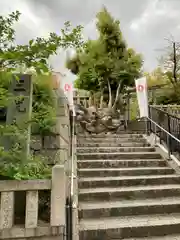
[100,90,104,109]
[89,92,93,106]
[93,92,97,107]
[107,80,112,108]
[173,41,177,83]
[112,81,122,111]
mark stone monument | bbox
[6,74,33,158]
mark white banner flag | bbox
[135,77,149,118]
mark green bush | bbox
[155,83,180,105]
[128,94,139,120]
[32,75,56,136]
[0,74,56,180]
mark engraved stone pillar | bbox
[0,192,14,229]
[51,165,66,226]
[25,190,38,228]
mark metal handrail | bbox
[150,105,180,120]
[66,109,75,240]
[147,115,180,159]
[70,114,75,198]
[147,116,180,144]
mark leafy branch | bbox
[0,10,83,179]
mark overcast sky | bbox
[1,0,180,77]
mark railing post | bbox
[167,134,171,160]
[145,106,150,136]
[145,105,180,158]
[127,93,130,123]
[77,96,80,104]
[72,135,79,240]
[51,165,66,227]
[66,197,72,240]
[166,113,172,160]
[154,123,157,146]
[167,113,172,155]
[148,106,151,134]
[145,118,149,135]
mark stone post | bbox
[25,190,38,228]
[0,192,14,229]
[6,74,33,158]
[51,165,66,226]
[77,96,80,104]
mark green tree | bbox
[67,7,142,110]
[0,11,83,179]
[160,39,180,85]
[155,39,180,104]
[0,11,83,73]
[145,67,169,88]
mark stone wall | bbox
[0,76,71,166]
[0,77,71,239]
[31,88,71,166]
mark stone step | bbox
[79,213,180,239]
[77,138,147,143]
[77,159,167,169]
[78,174,180,189]
[77,152,162,160]
[77,142,149,147]
[77,146,155,153]
[126,235,180,240]
[78,134,143,139]
[79,197,180,219]
[78,184,180,202]
[77,132,180,239]
[78,167,174,178]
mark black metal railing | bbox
[66,197,72,240]
[148,105,180,155]
[66,108,75,240]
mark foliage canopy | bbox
[67,7,142,109]
[0,11,83,179]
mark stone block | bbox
[30,135,42,151]
[57,107,66,116]
[44,135,60,149]
[0,191,14,229]
[51,165,66,226]
[25,190,38,228]
[0,225,65,239]
[35,149,59,164]
[6,74,33,157]
[50,118,69,135]
[36,149,68,165]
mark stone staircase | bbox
[77,133,180,240]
